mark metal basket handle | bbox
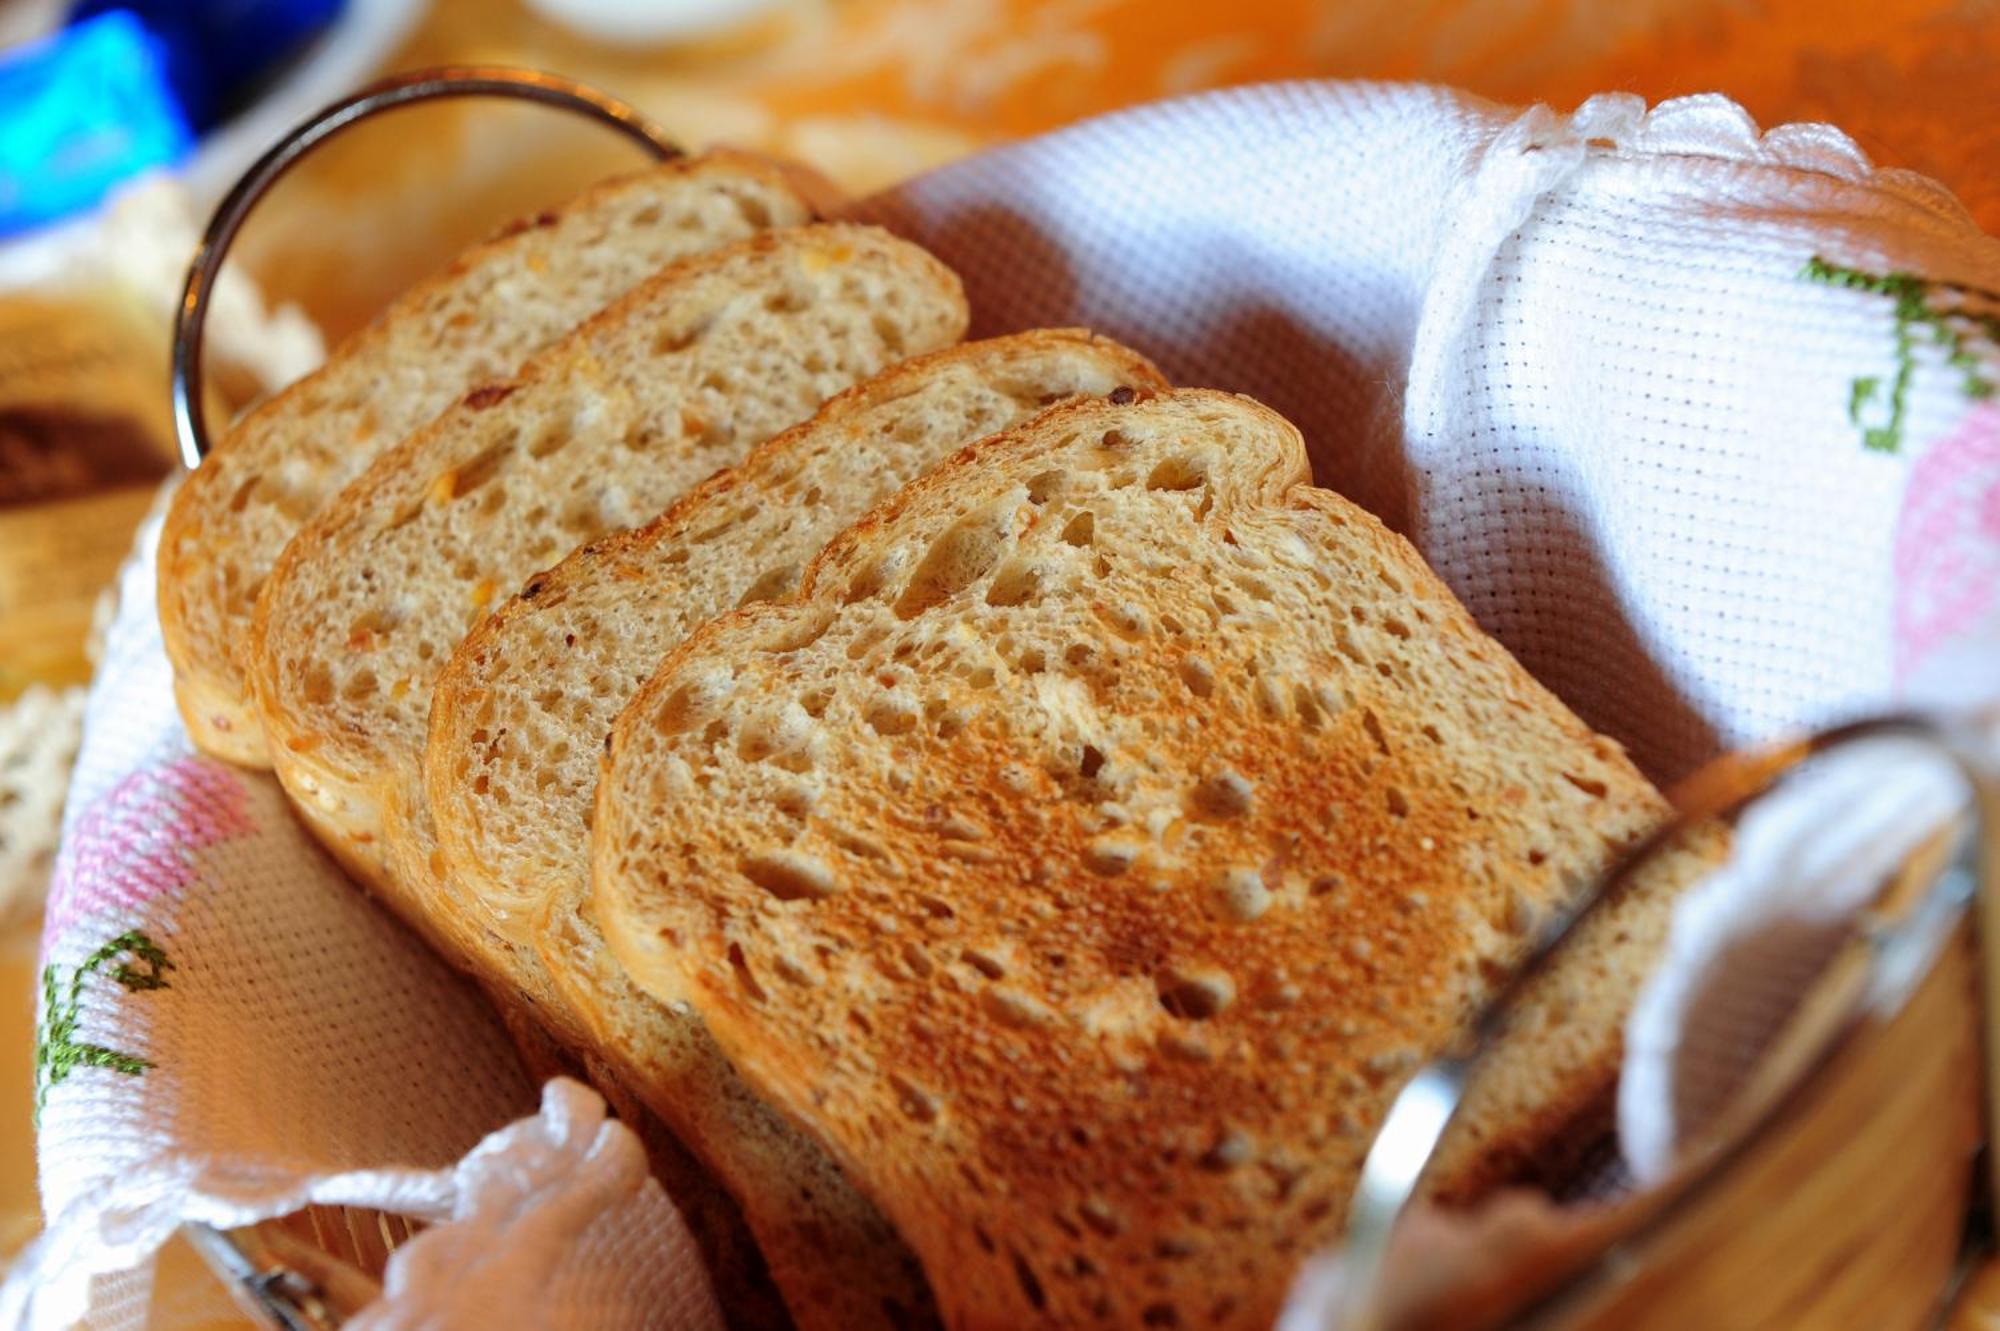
[1336,711,2000,1331]
[168,65,681,1330]
[169,65,682,472]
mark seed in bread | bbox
[594,387,1701,1331]
[159,152,822,766]
[248,222,968,917]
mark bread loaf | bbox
[427,331,1165,1017]
[593,388,1702,1331]
[248,222,967,910]
[160,152,821,765]
[247,221,966,1331]
[416,333,1163,1331]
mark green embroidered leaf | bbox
[1806,255,2000,454]
[109,933,172,992]
[1848,376,1880,424]
[66,1043,152,1077]
[34,929,174,1123]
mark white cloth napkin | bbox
[349,1079,723,1331]
[11,79,2000,1329]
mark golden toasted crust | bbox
[595,388,1697,1331]
[159,151,823,766]
[427,330,1166,979]
[247,221,966,1331]
[248,222,968,913]
[415,332,1161,1331]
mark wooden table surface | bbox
[7,0,1999,1319]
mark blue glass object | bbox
[67,0,348,133]
[0,11,192,237]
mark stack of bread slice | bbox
[162,153,1711,1331]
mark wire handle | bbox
[169,65,682,471]
[1336,712,2000,1331]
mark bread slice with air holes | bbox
[247,222,966,924]
[412,332,1163,1331]
[592,387,1713,1331]
[425,330,1166,1020]
[159,150,826,767]
[249,222,964,1331]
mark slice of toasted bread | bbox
[593,388,1704,1330]
[249,221,964,1331]
[414,332,1163,1331]
[248,222,967,915]
[427,331,1166,1006]
[160,152,822,766]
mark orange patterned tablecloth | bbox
[9,0,1999,1318]
[229,0,2000,346]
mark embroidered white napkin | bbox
[10,79,2000,1329]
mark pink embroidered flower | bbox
[43,756,254,946]
[1895,404,2000,683]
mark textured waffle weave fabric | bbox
[8,80,1999,1329]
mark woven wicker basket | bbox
[165,69,2000,1331]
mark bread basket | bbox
[119,66,2000,1330]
